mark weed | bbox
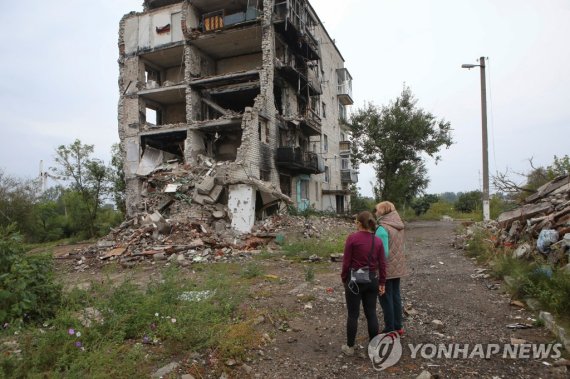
[0,265,257,377]
[282,236,345,261]
[304,266,315,282]
[241,263,264,279]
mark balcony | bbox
[276,147,324,175]
[339,140,351,154]
[337,68,353,105]
[341,169,358,184]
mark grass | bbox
[465,227,570,322]
[281,235,345,261]
[0,265,263,378]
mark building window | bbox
[324,166,330,183]
[340,132,346,141]
[323,134,328,152]
[339,102,347,122]
[341,157,350,170]
[322,102,326,118]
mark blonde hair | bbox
[376,201,396,216]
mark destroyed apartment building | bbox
[118,0,357,233]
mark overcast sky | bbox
[0,0,568,197]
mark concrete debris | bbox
[151,362,179,379]
[431,319,445,331]
[455,174,570,268]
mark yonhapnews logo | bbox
[367,337,563,371]
[368,332,402,371]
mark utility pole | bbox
[462,56,490,221]
[479,57,490,221]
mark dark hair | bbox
[357,211,376,232]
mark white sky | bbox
[0,0,568,197]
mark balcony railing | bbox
[337,68,353,105]
[276,147,324,175]
[341,169,358,183]
[339,140,351,153]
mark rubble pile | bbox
[72,151,353,268]
[455,175,570,267]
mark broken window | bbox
[323,134,328,152]
[203,130,242,161]
[280,174,291,197]
[145,107,161,126]
[140,130,187,160]
[145,66,161,86]
[324,166,330,183]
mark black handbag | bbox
[350,234,375,284]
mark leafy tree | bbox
[0,225,61,324]
[547,154,570,178]
[349,86,453,206]
[0,170,40,238]
[411,194,439,216]
[51,140,110,238]
[110,143,126,215]
[455,190,482,213]
[439,192,458,203]
[349,184,377,213]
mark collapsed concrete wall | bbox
[118,0,355,233]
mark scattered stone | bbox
[416,370,432,379]
[153,253,167,261]
[431,320,445,331]
[181,375,196,379]
[151,362,179,379]
[330,253,343,262]
[242,364,253,374]
[510,338,528,345]
[510,300,526,308]
[524,298,541,311]
[225,359,237,367]
[513,243,532,259]
[553,358,570,367]
[77,307,104,328]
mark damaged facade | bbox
[118,0,356,233]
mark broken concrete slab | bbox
[196,176,216,195]
[498,203,553,226]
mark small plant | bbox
[304,266,315,282]
[241,263,264,279]
[0,225,62,324]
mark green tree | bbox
[0,170,40,239]
[547,154,570,178]
[349,86,453,206]
[455,190,482,213]
[0,225,61,323]
[51,140,110,238]
[411,194,439,216]
[349,184,377,213]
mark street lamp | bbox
[462,56,490,222]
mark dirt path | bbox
[246,221,563,378]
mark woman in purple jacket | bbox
[340,211,387,356]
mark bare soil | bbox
[54,221,568,378]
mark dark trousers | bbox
[379,278,403,332]
[344,276,379,347]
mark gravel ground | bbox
[246,221,567,378]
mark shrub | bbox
[0,225,61,324]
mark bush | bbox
[0,225,61,324]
